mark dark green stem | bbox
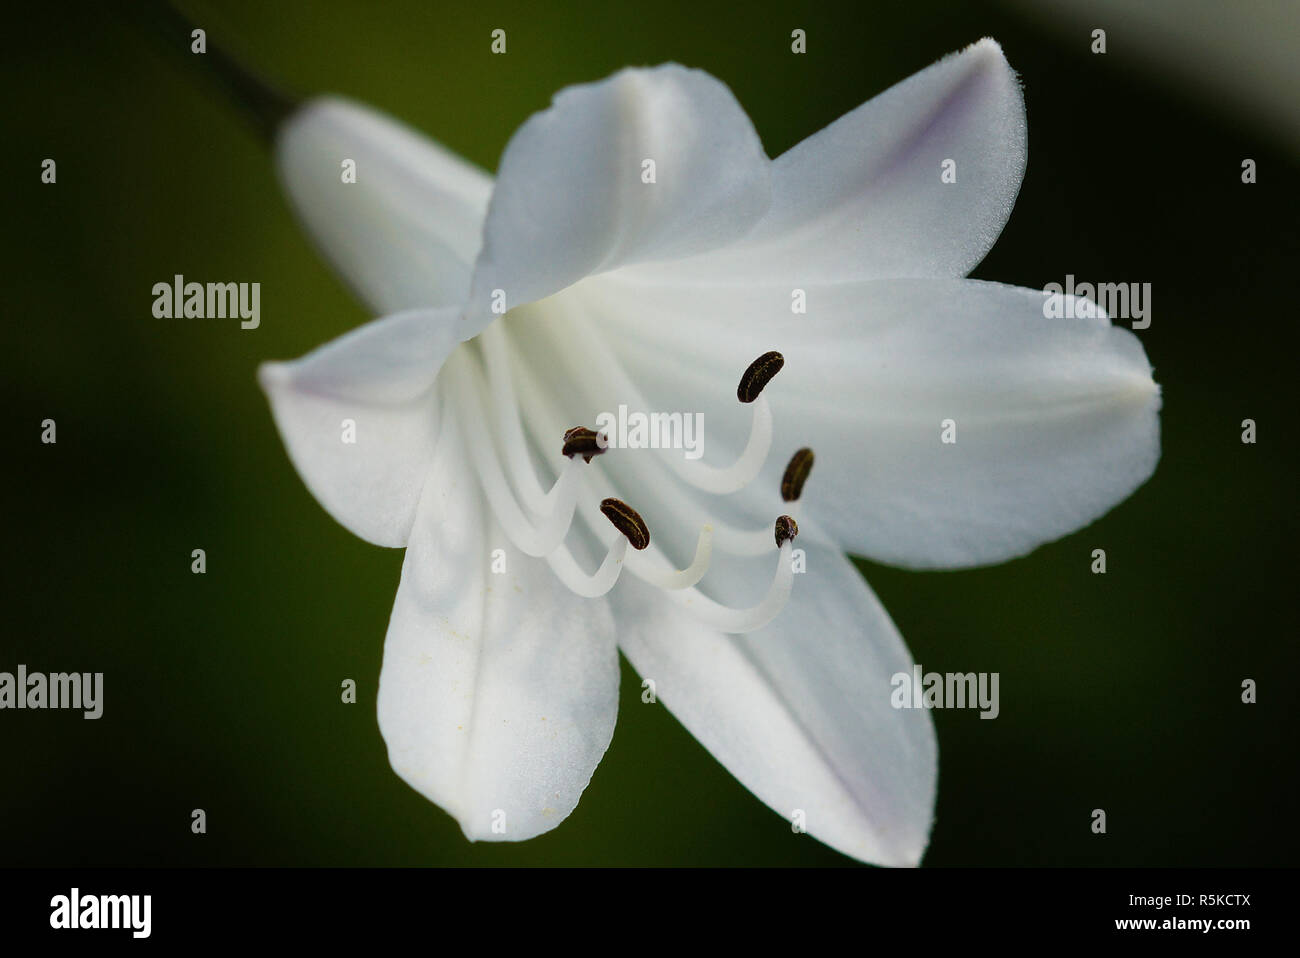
[124,2,300,143]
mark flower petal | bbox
[462,64,771,338]
[612,532,936,866]
[275,96,492,314]
[377,411,620,841]
[258,307,461,547]
[591,275,1160,569]
[622,38,1026,287]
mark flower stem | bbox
[124,1,299,143]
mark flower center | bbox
[443,310,814,634]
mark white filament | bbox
[629,524,713,590]
[546,535,628,598]
[666,542,796,633]
[451,352,582,558]
[480,321,553,515]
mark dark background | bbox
[3,0,1296,866]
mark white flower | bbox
[258,39,1160,866]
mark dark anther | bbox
[562,426,606,463]
[737,351,785,403]
[600,498,651,550]
[780,448,815,502]
[774,515,799,548]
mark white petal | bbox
[621,38,1026,287]
[275,97,492,314]
[258,307,460,547]
[377,411,620,841]
[462,64,771,338]
[613,534,936,866]
[592,275,1161,569]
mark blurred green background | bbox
[3,0,1296,866]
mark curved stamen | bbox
[452,352,583,558]
[666,534,797,633]
[598,498,713,589]
[545,536,628,598]
[544,496,654,598]
[629,524,713,590]
[481,320,554,515]
[489,319,804,626]
[681,394,772,495]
